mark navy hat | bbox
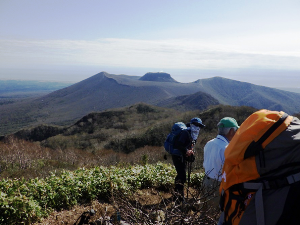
[190,117,205,128]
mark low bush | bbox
[0,163,204,224]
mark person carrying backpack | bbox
[203,117,239,208]
[218,110,300,225]
[165,117,205,203]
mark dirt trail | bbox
[34,188,172,225]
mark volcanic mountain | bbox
[139,72,178,82]
[0,71,300,135]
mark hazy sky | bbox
[1,0,300,87]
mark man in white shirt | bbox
[203,117,239,207]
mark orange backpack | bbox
[219,109,300,225]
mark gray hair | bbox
[218,127,232,136]
[218,123,238,136]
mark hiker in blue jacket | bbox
[172,117,205,203]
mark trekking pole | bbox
[187,160,192,200]
[187,143,195,200]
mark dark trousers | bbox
[172,155,186,198]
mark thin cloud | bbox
[1,38,300,71]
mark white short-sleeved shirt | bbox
[203,135,229,181]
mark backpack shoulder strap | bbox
[244,113,289,159]
[242,170,300,225]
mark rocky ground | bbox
[34,187,220,225]
[34,188,173,225]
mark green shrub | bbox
[0,163,193,224]
[0,191,44,224]
[136,104,156,114]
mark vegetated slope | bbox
[5,103,181,151]
[0,71,299,136]
[11,124,66,142]
[0,163,209,225]
[157,91,219,111]
[194,76,300,114]
[0,104,257,180]
[7,104,257,154]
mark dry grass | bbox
[0,138,172,180]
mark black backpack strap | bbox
[241,170,300,225]
[243,183,265,225]
[221,184,249,225]
[262,170,300,189]
[244,113,289,159]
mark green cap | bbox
[218,117,239,128]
